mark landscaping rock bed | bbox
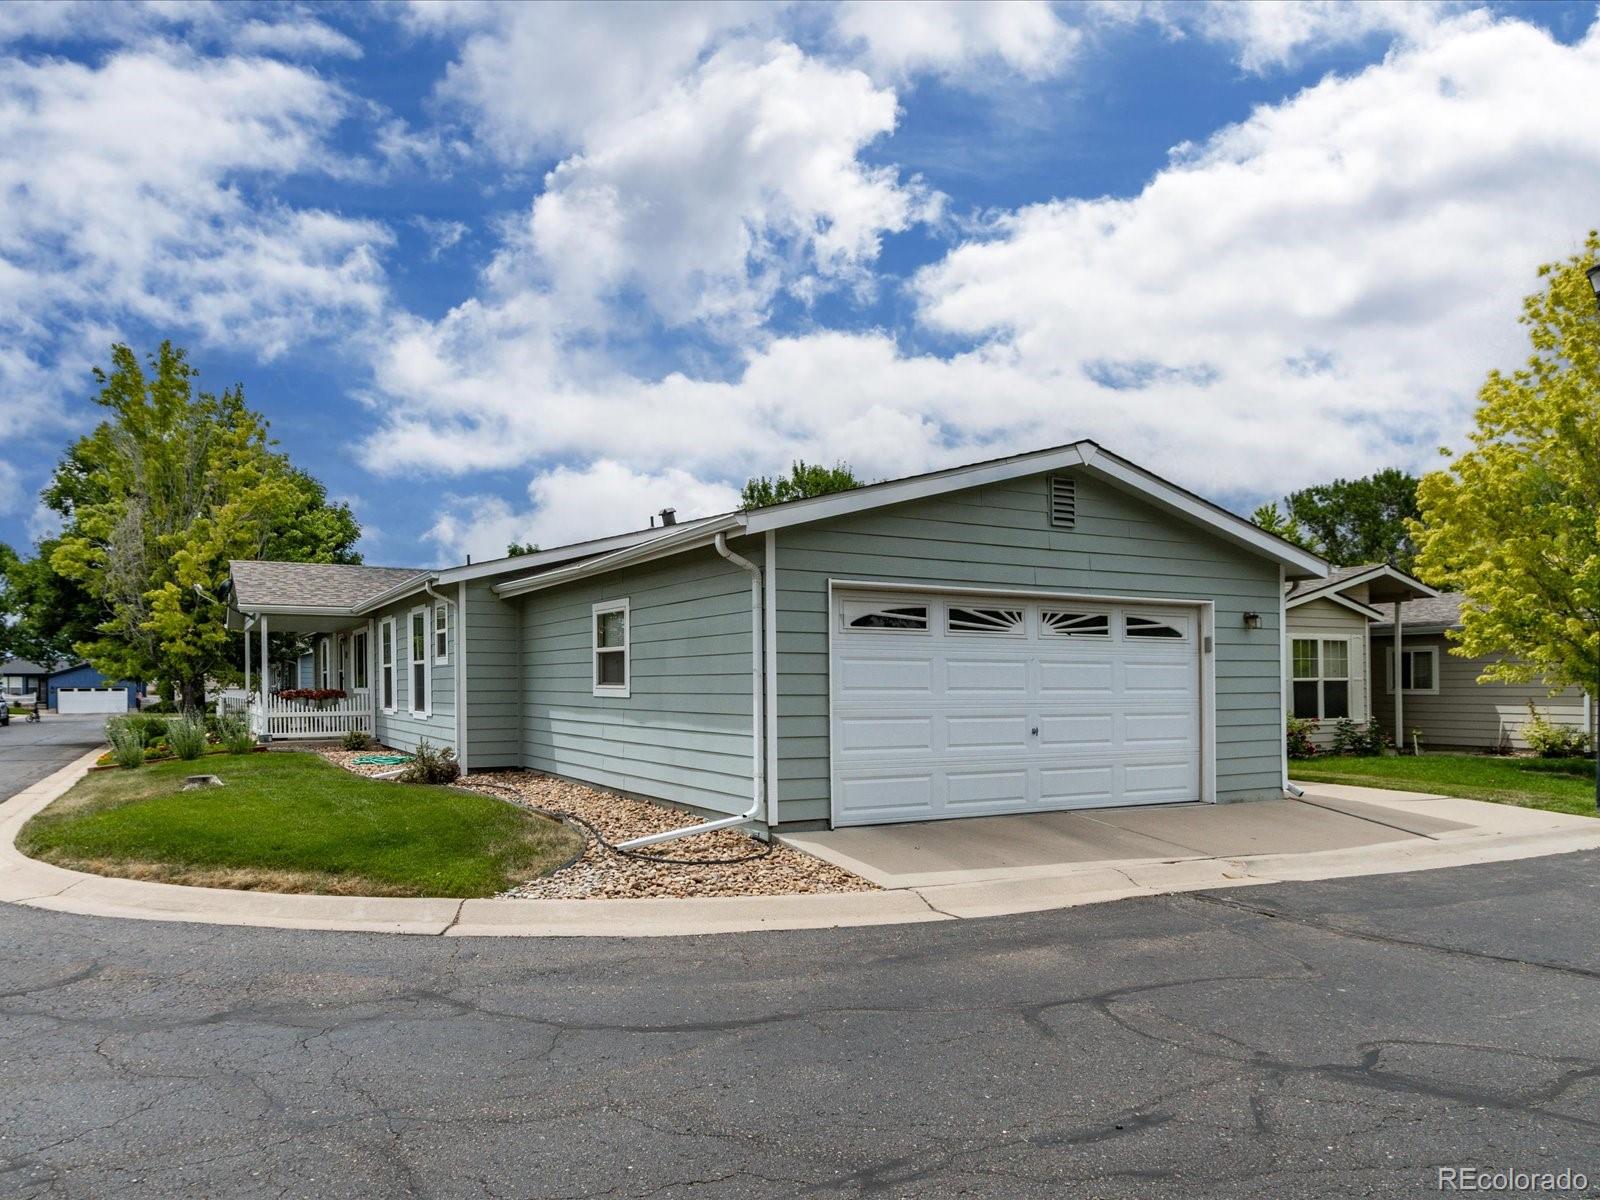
[319,748,408,777]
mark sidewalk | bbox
[4,753,1598,937]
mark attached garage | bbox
[829,588,1206,825]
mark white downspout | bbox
[1280,567,1304,797]
[1393,600,1405,753]
[616,532,765,850]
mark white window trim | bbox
[1292,636,1355,721]
[380,618,396,713]
[1387,646,1440,695]
[434,603,449,665]
[592,598,630,698]
[409,606,432,716]
[318,637,331,689]
[352,630,369,691]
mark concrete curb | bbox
[4,753,1599,937]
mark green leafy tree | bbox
[741,460,862,509]
[48,342,360,710]
[0,538,96,665]
[1412,231,1600,691]
[506,541,539,557]
[1252,471,1420,569]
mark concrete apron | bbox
[3,753,1599,938]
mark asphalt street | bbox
[3,835,1598,1198]
[0,713,106,800]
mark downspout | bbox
[616,532,765,850]
[1280,567,1304,797]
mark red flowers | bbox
[277,688,347,703]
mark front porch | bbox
[247,689,374,741]
[225,601,381,744]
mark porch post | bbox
[259,613,271,743]
[1393,600,1404,753]
[243,623,251,700]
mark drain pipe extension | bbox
[616,532,765,851]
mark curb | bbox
[3,754,1599,938]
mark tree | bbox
[48,342,360,710]
[0,538,97,665]
[1411,231,1600,692]
[741,461,862,509]
[1252,470,1420,569]
[506,541,539,557]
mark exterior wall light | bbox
[1242,611,1262,630]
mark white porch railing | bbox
[249,689,373,740]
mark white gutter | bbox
[615,532,765,851]
[1280,566,1304,797]
[493,514,746,600]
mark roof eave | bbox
[493,515,747,598]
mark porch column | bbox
[1393,600,1404,753]
[243,623,251,699]
[259,613,271,743]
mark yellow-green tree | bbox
[1412,231,1600,692]
[49,342,360,710]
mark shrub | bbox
[165,711,208,761]
[342,729,373,751]
[400,739,459,784]
[216,714,257,755]
[1331,718,1391,756]
[105,717,145,769]
[128,713,170,748]
[1285,717,1317,759]
[1524,702,1591,758]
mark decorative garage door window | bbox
[946,606,1025,635]
[1040,610,1110,638]
[1125,614,1186,640]
[841,601,929,631]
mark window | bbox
[1125,614,1185,640]
[380,620,395,712]
[352,630,368,691]
[1292,637,1352,720]
[337,635,347,690]
[946,606,1025,635]
[1388,646,1439,695]
[434,603,449,664]
[409,607,430,716]
[841,601,929,631]
[1049,475,1076,529]
[318,637,330,689]
[593,599,629,697]
[1041,610,1110,638]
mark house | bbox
[1,658,54,701]
[227,442,1328,832]
[1283,563,1437,748]
[1371,593,1591,752]
[45,662,144,712]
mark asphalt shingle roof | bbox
[229,561,429,611]
[1,658,55,675]
[1371,592,1465,631]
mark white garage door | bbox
[56,687,129,714]
[830,590,1202,826]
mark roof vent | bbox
[1049,476,1076,529]
[659,507,677,527]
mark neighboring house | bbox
[45,662,143,712]
[227,441,1328,832]
[1283,563,1437,749]
[1,658,54,700]
[1370,593,1591,752]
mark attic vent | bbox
[1049,476,1077,529]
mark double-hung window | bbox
[593,599,629,697]
[434,603,449,664]
[1388,646,1438,694]
[409,608,430,716]
[352,630,369,691]
[380,620,395,712]
[1291,638,1351,720]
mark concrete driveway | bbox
[4,851,1599,1198]
[784,795,1473,888]
[0,713,105,801]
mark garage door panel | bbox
[832,591,1201,826]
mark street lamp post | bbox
[1586,263,1600,811]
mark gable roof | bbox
[1286,562,1436,612]
[229,561,430,613]
[1,658,55,676]
[1372,591,1466,632]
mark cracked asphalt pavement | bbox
[3,848,1600,1198]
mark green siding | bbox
[517,543,755,815]
[462,580,522,769]
[370,593,457,755]
[772,470,1284,825]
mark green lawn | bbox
[19,751,583,897]
[1291,753,1599,817]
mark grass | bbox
[19,751,584,898]
[1291,753,1599,818]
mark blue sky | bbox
[1,0,1597,565]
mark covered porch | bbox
[228,608,376,741]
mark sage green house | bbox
[229,442,1327,832]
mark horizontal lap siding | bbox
[371,595,456,755]
[773,471,1285,825]
[464,581,522,769]
[519,545,754,816]
[1371,633,1587,750]
[1286,598,1372,747]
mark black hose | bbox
[462,780,774,867]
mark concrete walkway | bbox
[4,752,1599,937]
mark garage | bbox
[830,587,1206,826]
[55,687,132,714]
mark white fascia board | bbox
[742,443,1095,534]
[492,515,747,598]
[1079,451,1330,579]
[434,522,717,586]
[1286,590,1386,621]
[1289,563,1439,607]
[354,577,437,616]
